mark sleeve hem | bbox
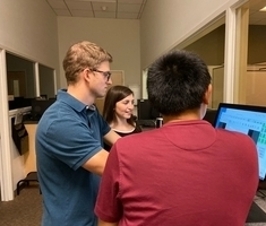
[95,205,120,222]
[73,146,103,171]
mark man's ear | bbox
[83,69,92,82]
[203,84,212,105]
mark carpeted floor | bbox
[0,184,42,226]
[1,185,266,226]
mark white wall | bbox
[9,108,32,189]
[0,0,60,71]
[0,0,245,200]
[140,0,242,69]
[0,0,60,199]
[57,17,141,88]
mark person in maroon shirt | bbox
[95,50,258,226]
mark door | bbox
[7,71,26,97]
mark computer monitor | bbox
[203,108,217,125]
[137,99,160,120]
[214,103,266,180]
[31,98,55,121]
[9,97,33,110]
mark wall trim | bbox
[0,49,14,201]
[34,63,40,97]
[223,7,237,103]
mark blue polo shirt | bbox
[35,89,110,226]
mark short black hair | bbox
[147,50,211,116]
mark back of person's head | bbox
[103,85,134,124]
[147,50,211,116]
[63,41,112,85]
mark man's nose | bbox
[107,77,112,85]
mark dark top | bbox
[104,123,142,151]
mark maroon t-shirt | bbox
[95,120,258,226]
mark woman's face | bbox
[115,94,135,120]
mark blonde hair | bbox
[63,41,112,84]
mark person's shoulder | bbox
[38,101,83,133]
[216,128,249,138]
[216,128,256,148]
[117,128,158,144]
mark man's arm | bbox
[82,130,120,175]
[98,219,118,226]
[82,130,120,176]
[82,149,108,176]
[95,144,122,223]
[104,130,121,146]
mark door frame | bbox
[0,49,14,201]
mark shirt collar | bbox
[57,89,96,112]
[86,105,96,111]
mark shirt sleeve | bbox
[94,143,123,222]
[44,116,102,171]
[96,108,111,136]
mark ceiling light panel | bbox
[94,11,116,18]
[118,3,142,13]
[54,8,72,16]
[70,9,94,17]
[249,0,266,10]
[70,0,115,2]
[118,0,144,3]
[259,6,266,11]
[92,2,116,11]
[91,0,116,2]
[47,0,67,9]
[117,12,138,19]
[65,0,93,10]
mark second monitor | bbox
[31,98,56,121]
[137,99,160,120]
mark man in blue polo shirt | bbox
[35,41,120,226]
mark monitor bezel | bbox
[214,103,266,128]
[214,102,266,181]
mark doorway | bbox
[7,71,26,97]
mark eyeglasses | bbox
[93,69,112,81]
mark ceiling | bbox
[45,0,147,20]
[249,0,266,25]
[45,0,266,23]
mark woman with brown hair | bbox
[103,85,142,151]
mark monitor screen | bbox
[214,103,266,180]
[137,99,160,120]
[31,99,55,121]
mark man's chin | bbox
[96,93,106,98]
